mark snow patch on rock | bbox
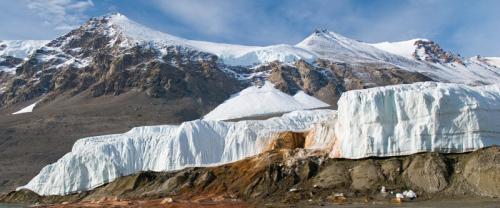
[12,101,40,114]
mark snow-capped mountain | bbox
[471,56,500,68]
[371,39,500,85]
[371,39,464,64]
[1,13,244,112]
[3,12,499,109]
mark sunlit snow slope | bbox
[0,40,49,72]
[203,82,329,120]
[370,39,500,85]
[329,82,500,159]
[106,13,316,67]
[0,40,49,58]
[18,110,333,196]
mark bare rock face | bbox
[311,160,351,190]
[402,153,449,193]
[380,158,401,184]
[414,40,465,65]
[0,189,40,204]
[463,146,500,196]
[350,160,385,191]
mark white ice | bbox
[330,82,500,159]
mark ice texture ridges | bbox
[331,82,500,159]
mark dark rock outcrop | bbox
[414,40,465,65]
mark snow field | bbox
[203,81,329,121]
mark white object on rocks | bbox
[403,190,417,198]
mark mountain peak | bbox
[101,12,124,19]
[80,12,186,46]
[308,29,354,43]
[313,29,330,35]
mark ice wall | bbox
[332,82,500,159]
[18,110,334,196]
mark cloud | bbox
[148,0,352,46]
[150,0,248,37]
[28,0,94,30]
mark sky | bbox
[0,0,499,58]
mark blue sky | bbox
[1,0,499,58]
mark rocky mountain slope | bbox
[1,12,499,196]
[0,40,49,73]
[0,40,49,99]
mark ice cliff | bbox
[18,110,333,196]
[329,82,500,159]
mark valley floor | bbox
[21,197,500,208]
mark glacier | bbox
[18,109,334,196]
[329,82,500,159]
[203,81,330,121]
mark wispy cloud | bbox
[150,0,247,37]
[28,0,94,30]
